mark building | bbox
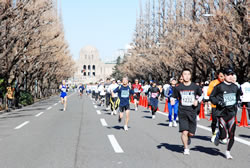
[74,45,116,84]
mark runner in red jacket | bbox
[132,79,143,111]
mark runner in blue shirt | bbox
[113,77,134,131]
[59,80,67,111]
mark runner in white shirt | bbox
[241,77,250,124]
[108,78,120,115]
[98,81,106,106]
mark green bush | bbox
[19,90,34,106]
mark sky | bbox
[60,0,142,62]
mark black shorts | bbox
[133,93,140,100]
[119,104,130,113]
[203,99,209,102]
[178,111,197,134]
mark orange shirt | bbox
[207,79,221,108]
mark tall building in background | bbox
[74,46,115,84]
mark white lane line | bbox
[58,101,61,103]
[96,110,101,115]
[53,103,58,106]
[157,111,250,147]
[47,106,52,110]
[100,118,108,126]
[35,112,44,117]
[94,105,97,109]
[108,135,124,153]
[14,121,30,130]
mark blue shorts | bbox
[60,92,67,98]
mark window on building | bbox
[92,65,95,70]
[83,72,86,76]
[88,65,91,70]
[83,65,86,70]
[93,72,95,76]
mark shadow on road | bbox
[142,116,153,119]
[192,135,211,142]
[190,146,225,157]
[238,134,250,139]
[107,126,125,130]
[157,123,169,127]
[142,110,150,113]
[157,143,183,153]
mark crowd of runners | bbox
[60,67,250,159]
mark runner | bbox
[171,69,202,155]
[113,77,134,131]
[148,81,160,119]
[203,81,210,114]
[240,77,250,124]
[166,78,179,127]
[108,78,120,115]
[207,69,225,142]
[105,78,111,111]
[79,83,84,99]
[210,68,242,159]
[98,81,106,106]
[59,80,67,111]
[132,79,143,111]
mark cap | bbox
[111,78,115,81]
[205,81,209,85]
[224,68,235,75]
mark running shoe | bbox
[152,115,155,119]
[225,151,233,160]
[220,138,228,144]
[183,148,190,155]
[124,125,128,131]
[197,115,200,121]
[111,112,114,115]
[114,110,117,115]
[173,121,178,127]
[188,137,191,145]
[214,132,220,146]
[118,116,122,123]
[211,132,217,142]
[169,122,173,127]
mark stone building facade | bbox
[74,46,115,84]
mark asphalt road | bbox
[0,92,249,168]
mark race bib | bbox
[245,88,250,93]
[223,93,236,106]
[61,88,66,92]
[181,91,195,106]
[151,93,158,98]
[121,90,129,98]
[134,88,140,93]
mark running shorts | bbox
[133,93,140,100]
[60,92,67,98]
[178,111,197,134]
[119,104,130,113]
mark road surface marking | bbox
[35,112,44,117]
[53,103,58,106]
[157,111,250,146]
[15,121,30,130]
[58,101,61,103]
[96,110,101,115]
[47,106,52,110]
[108,135,124,153]
[100,118,108,126]
[94,105,97,108]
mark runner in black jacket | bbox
[210,68,242,160]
